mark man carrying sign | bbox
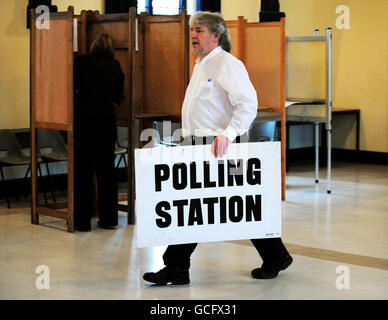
[143,11,292,285]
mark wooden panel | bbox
[228,24,239,58]
[243,19,286,200]
[245,23,283,110]
[188,48,196,77]
[226,19,243,60]
[32,17,73,126]
[31,7,75,232]
[143,15,187,118]
[114,50,131,121]
[187,15,195,77]
[86,19,129,48]
[77,11,87,54]
[86,16,132,123]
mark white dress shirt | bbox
[181,46,258,142]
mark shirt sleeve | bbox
[216,59,258,142]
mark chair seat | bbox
[115,147,127,155]
[38,153,68,162]
[157,135,180,147]
[160,141,179,146]
[0,156,42,165]
[0,129,49,209]
[258,136,271,142]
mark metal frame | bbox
[285,28,333,194]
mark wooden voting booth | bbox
[30,7,75,231]
[30,7,285,232]
[226,17,286,200]
[30,7,189,229]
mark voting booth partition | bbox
[30,7,135,231]
[226,17,286,200]
[130,10,190,222]
[76,8,138,225]
[189,17,286,199]
[30,7,286,232]
[30,7,189,229]
[30,7,75,231]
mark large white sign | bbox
[134,142,281,248]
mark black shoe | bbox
[143,267,190,285]
[97,221,117,230]
[251,255,293,279]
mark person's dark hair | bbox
[89,33,115,59]
[189,11,232,53]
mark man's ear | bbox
[213,32,220,43]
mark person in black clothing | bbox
[73,33,125,232]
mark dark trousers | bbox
[74,113,118,228]
[163,238,290,270]
[162,135,290,270]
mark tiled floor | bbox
[0,161,387,300]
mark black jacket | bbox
[74,54,125,117]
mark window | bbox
[137,0,183,15]
[137,0,147,14]
[153,0,180,15]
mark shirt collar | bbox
[196,46,223,65]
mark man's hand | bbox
[212,135,231,157]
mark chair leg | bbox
[116,154,127,169]
[24,165,31,179]
[37,164,48,206]
[115,154,122,169]
[123,154,127,168]
[0,167,11,209]
[24,165,31,199]
[45,162,56,203]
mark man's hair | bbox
[89,33,115,59]
[189,11,232,53]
